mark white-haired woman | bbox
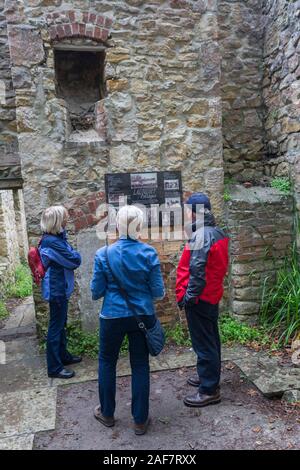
[91,205,164,435]
[39,206,82,379]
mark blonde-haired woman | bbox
[39,205,82,379]
[91,205,165,435]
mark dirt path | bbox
[34,364,300,450]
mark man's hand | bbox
[177,295,197,310]
[177,299,185,311]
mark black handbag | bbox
[105,246,165,357]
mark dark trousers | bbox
[185,300,221,395]
[47,297,72,375]
[99,315,155,424]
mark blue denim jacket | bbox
[90,237,165,318]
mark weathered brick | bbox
[68,10,76,23]
[64,23,72,37]
[89,13,97,24]
[72,23,79,35]
[56,24,65,39]
[96,15,105,27]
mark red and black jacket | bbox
[176,212,229,306]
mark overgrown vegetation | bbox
[4,263,33,298]
[0,300,9,321]
[270,177,291,194]
[42,314,275,359]
[165,323,191,347]
[0,263,33,322]
[260,248,300,346]
[224,176,234,202]
[219,315,270,347]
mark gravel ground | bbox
[34,363,300,450]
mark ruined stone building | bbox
[0,0,299,329]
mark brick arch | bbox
[46,10,112,43]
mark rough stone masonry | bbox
[0,0,299,329]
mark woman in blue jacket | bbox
[39,205,82,379]
[91,205,165,436]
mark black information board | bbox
[105,171,183,227]
[105,171,182,208]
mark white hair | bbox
[116,205,144,240]
[40,205,68,234]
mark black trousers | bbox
[185,300,221,395]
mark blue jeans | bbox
[185,300,221,395]
[47,297,73,375]
[99,315,155,424]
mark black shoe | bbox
[63,356,82,366]
[183,390,221,408]
[48,368,75,379]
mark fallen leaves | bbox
[252,426,262,433]
[158,416,170,425]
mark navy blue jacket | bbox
[39,231,81,301]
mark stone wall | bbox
[226,185,294,323]
[219,0,265,182]
[262,0,300,244]
[0,0,22,189]
[0,189,28,286]
[1,0,299,329]
[4,0,225,328]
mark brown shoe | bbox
[134,417,151,436]
[187,376,221,392]
[187,375,201,387]
[183,391,221,408]
[94,405,115,427]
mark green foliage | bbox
[224,177,234,202]
[66,322,99,359]
[0,300,9,321]
[220,315,270,346]
[38,315,276,359]
[39,320,129,359]
[165,323,192,347]
[260,248,300,346]
[224,190,231,202]
[5,264,33,298]
[270,177,291,194]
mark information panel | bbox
[105,171,182,208]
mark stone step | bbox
[0,387,57,439]
[0,296,36,341]
[234,354,300,397]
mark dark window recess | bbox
[54,50,106,131]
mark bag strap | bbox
[104,246,147,334]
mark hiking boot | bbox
[94,405,115,427]
[187,376,221,392]
[134,417,151,436]
[183,390,221,408]
[187,375,201,387]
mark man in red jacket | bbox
[176,193,229,407]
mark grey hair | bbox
[116,205,144,240]
[40,205,68,234]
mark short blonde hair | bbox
[116,205,144,240]
[41,205,68,234]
